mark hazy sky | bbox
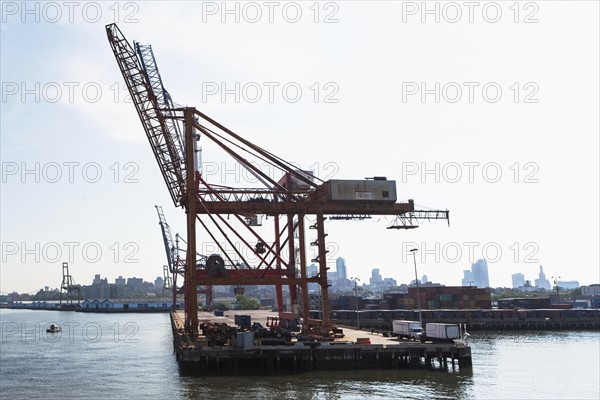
[1,1,599,294]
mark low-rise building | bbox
[581,284,600,296]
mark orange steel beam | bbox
[316,213,331,327]
[194,201,415,215]
[286,213,298,316]
[197,277,321,286]
[183,108,199,336]
[298,215,310,330]
[195,268,290,279]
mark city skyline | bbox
[1,256,588,295]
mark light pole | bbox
[317,283,322,320]
[351,277,360,329]
[552,276,561,304]
[410,248,423,327]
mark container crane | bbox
[162,265,173,298]
[106,23,449,337]
[155,205,212,308]
[60,262,81,307]
[155,204,182,307]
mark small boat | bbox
[46,324,61,333]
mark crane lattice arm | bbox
[135,43,186,170]
[106,23,186,206]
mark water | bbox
[1,309,598,399]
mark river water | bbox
[1,309,598,399]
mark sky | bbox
[1,1,599,294]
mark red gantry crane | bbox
[106,24,449,337]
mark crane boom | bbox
[106,23,185,206]
[135,43,186,170]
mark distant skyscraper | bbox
[306,263,319,293]
[471,259,490,288]
[370,268,382,286]
[512,273,525,288]
[336,257,347,280]
[382,277,397,288]
[326,271,337,282]
[307,264,318,278]
[535,265,551,290]
[462,270,474,286]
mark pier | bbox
[325,308,600,332]
[170,311,472,373]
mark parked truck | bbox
[424,323,460,342]
[392,320,423,340]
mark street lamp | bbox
[350,277,360,330]
[410,248,423,327]
[552,276,561,304]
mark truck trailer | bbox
[392,320,423,340]
[424,323,460,342]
